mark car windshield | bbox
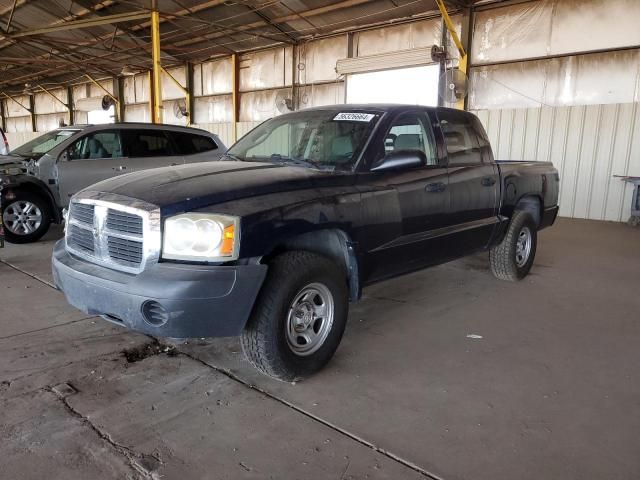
[10,129,79,159]
[226,110,381,171]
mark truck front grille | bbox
[106,210,143,235]
[65,194,160,274]
[107,236,143,266]
[72,203,95,225]
[68,224,95,253]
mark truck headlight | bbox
[162,213,239,262]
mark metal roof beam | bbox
[7,11,150,38]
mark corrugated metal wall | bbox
[474,102,640,222]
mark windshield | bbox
[227,110,381,171]
[11,129,79,159]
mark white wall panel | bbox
[194,95,232,123]
[197,57,233,96]
[124,104,150,123]
[298,82,345,109]
[88,79,114,98]
[355,18,452,57]
[161,66,186,101]
[36,112,69,132]
[5,116,31,133]
[473,102,640,222]
[124,74,148,104]
[239,47,292,92]
[297,36,346,84]
[73,83,90,101]
[469,49,640,109]
[472,0,640,64]
[239,88,291,121]
[34,89,68,114]
[4,96,30,117]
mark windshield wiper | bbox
[269,154,333,171]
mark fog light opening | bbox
[141,300,169,327]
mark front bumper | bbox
[52,240,267,338]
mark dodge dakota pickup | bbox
[53,105,559,381]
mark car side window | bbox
[438,111,482,165]
[171,132,218,155]
[383,112,437,166]
[122,130,175,158]
[67,131,123,160]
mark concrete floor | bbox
[1,218,639,480]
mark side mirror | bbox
[59,150,69,162]
[371,150,425,172]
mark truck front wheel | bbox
[2,192,52,244]
[241,251,349,382]
[490,209,537,281]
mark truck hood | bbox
[86,161,353,214]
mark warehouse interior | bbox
[1,1,639,479]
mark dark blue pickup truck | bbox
[53,105,559,381]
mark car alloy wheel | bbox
[3,200,43,235]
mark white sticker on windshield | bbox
[333,112,375,122]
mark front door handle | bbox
[113,165,127,171]
[481,177,496,186]
[425,182,446,193]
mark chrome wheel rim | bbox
[515,226,532,268]
[285,282,334,356]
[2,200,42,235]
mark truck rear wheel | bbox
[241,251,349,382]
[490,209,537,281]
[2,192,51,244]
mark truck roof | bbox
[289,103,470,115]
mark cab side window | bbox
[438,110,482,165]
[122,130,175,158]
[383,112,437,166]
[68,131,122,160]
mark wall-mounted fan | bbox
[275,91,294,114]
[101,95,115,110]
[172,99,189,118]
[439,68,469,104]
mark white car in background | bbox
[0,123,225,243]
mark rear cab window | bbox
[437,110,483,165]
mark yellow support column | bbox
[435,0,468,111]
[150,9,162,124]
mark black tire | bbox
[241,251,349,382]
[1,191,52,244]
[489,209,537,281]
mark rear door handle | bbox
[113,165,127,171]
[425,182,446,193]
[481,177,496,186]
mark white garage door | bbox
[346,65,440,106]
